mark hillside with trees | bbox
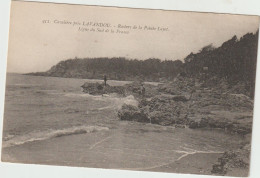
[183,31,258,98]
[27,57,183,82]
[27,31,259,97]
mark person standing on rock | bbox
[104,75,107,86]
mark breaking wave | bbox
[3,125,109,148]
[64,93,138,109]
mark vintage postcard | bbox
[1,0,260,177]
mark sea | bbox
[1,73,246,174]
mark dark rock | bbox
[118,104,149,123]
[171,95,189,102]
[211,145,250,175]
[81,82,125,95]
[175,124,186,128]
[188,121,199,129]
[212,164,226,175]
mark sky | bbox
[7,1,260,73]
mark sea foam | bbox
[2,125,109,148]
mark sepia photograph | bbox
[1,0,260,177]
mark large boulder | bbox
[81,82,125,95]
[117,93,191,126]
[138,95,189,126]
[118,104,149,123]
[81,82,104,95]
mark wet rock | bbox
[81,82,103,95]
[171,95,189,102]
[158,75,195,95]
[187,117,210,128]
[174,124,186,128]
[81,82,125,95]
[117,104,149,123]
[142,95,188,125]
[117,93,190,126]
[188,121,199,129]
[124,81,159,98]
[81,81,159,98]
[124,81,143,95]
[148,111,174,125]
[212,164,227,175]
[64,108,80,114]
[211,145,250,176]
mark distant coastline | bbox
[26,31,259,98]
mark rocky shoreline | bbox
[81,75,253,176]
[211,143,251,176]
